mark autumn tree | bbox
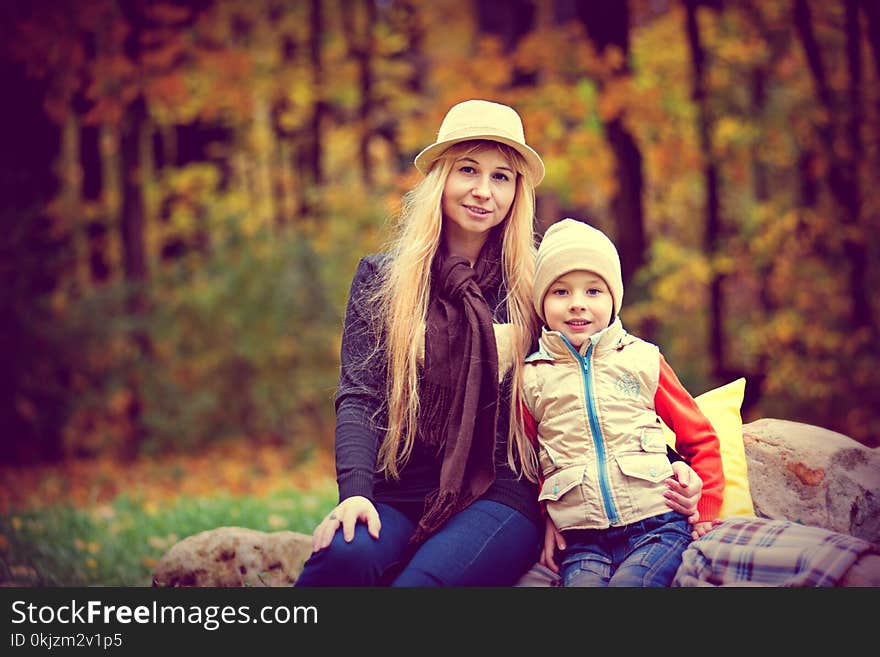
[683,0,728,380]
[4,0,879,466]
[794,0,872,334]
[0,2,65,463]
[573,0,647,291]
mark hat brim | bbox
[414,135,545,185]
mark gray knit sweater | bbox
[333,254,542,529]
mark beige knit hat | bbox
[533,218,624,324]
[414,99,545,184]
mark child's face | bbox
[542,270,614,348]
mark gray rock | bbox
[743,418,880,543]
[151,526,312,587]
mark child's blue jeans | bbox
[558,511,692,587]
[295,500,541,587]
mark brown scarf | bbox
[410,235,503,545]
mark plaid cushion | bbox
[674,516,878,587]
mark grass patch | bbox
[0,484,337,587]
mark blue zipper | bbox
[561,335,619,525]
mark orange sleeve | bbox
[654,355,725,521]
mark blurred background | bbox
[1,0,878,514]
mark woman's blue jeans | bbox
[295,500,541,587]
[559,511,692,587]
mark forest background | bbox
[1,0,878,533]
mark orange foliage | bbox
[3,0,878,459]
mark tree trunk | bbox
[684,0,726,379]
[476,0,536,85]
[60,112,89,290]
[573,0,646,294]
[863,0,880,120]
[794,0,871,332]
[0,29,65,463]
[842,0,870,333]
[400,1,425,95]
[341,0,377,186]
[476,0,534,52]
[299,0,326,216]
[368,0,420,170]
[272,14,299,227]
[252,92,276,230]
[120,104,148,287]
[119,0,153,460]
[97,123,121,280]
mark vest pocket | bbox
[539,465,598,530]
[538,465,586,502]
[616,453,673,483]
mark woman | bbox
[295,99,702,586]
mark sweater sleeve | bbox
[334,256,386,503]
[654,355,725,521]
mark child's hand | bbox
[690,519,723,540]
[540,517,566,574]
[664,461,703,524]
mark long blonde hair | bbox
[372,140,540,482]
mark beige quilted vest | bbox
[522,319,674,530]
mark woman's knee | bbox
[296,526,392,586]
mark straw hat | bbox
[414,99,545,184]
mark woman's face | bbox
[440,146,516,254]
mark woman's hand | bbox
[539,516,566,574]
[664,461,703,524]
[310,495,381,553]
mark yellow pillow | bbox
[662,377,755,519]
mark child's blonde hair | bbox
[372,140,540,482]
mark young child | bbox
[521,218,725,587]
